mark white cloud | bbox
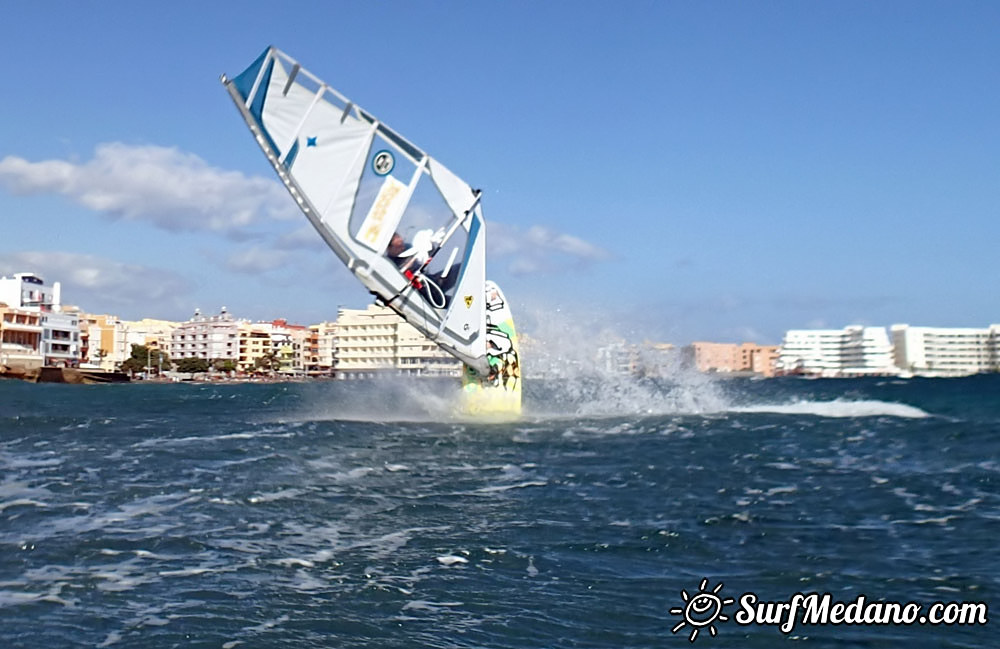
[225,246,291,274]
[488,223,612,275]
[0,143,297,237]
[274,226,327,251]
[0,251,190,317]
[0,143,613,294]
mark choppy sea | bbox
[1,373,996,648]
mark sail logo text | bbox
[361,177,404,247]
[735,592,988,634]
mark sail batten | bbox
[224,46,490,375]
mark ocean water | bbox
[0,374,996,648]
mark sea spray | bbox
[515,308,730,417]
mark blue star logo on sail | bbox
[306,136,317,147]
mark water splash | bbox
[281,309,932,422]
[517,311,730,418]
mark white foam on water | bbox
[0,588,73,609]
[131,428,298,449]
[476,480,548,494]
[731,399,930,419]
[157,567,215,577]
[0,453,64,469]
[274,557,315,569]
[245,614,290,633]
[286,569,327,592]
[401,599,464,612]
[0,498,48,513]
[247,488,307,504]
[94,569,159,593]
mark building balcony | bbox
[2,322,43,333]
[1,343,42,354]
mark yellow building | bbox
[80,315,178,370]
[238,322,273,374]
[235,320,309,376]
[79,314,128,370]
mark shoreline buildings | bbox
[777,324,1000,378]
[4,271,999,380]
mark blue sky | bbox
[0,1,997,345]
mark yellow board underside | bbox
[459,281,522,418]
[460,375,522,418]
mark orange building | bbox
[686,342,779,377]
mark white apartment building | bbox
[0,272,58,309]
[39,310,80,366]
[333,304,461,378]
[170,307,240,363]
[124,319,176,354]
[395,320,463,377]
[891,324,1000,377]
[0,273,80,366]
[777,326,897,377]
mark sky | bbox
[0,1,997,345]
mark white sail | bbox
[222,47,489,375]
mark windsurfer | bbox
[386,231,461,307]
[386,232,416,271]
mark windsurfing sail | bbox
[222,46,490,375]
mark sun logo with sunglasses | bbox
[670,578,734,642]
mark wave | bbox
[730,399,930,419]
